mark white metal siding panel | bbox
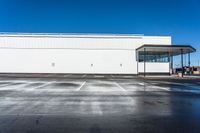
[0,49,137,74]
[0,34,171,74]
[138,63,170,73]
[0,37,143,49]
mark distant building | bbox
[0,33,196,75]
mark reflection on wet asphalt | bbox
[0,74,200,133]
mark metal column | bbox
[188,51,191,74]
[181,49,183,77]
[171,55,173,74]
[144,48,146,77]
[136,50,139,75]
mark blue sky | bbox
[0,0,199,66]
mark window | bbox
[138,51,169,62]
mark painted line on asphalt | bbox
[29,81,56,90]
[63,74,72,77]
[114,82,126,91]
[0,84,27,91]
[81,74,87,78]
[0,81,30,84]
[110,77,126,91]
[123,76,134,78]
[0,83,12,88]
[140,82,170,91]
[75,81,86,91]
[94,75,105,78]
[138,82,144,86]
[152,86,170,91]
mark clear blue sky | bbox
[0,0,199,66]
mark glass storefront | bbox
[138,51,169,62]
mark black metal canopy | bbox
[136,44,196,77]
[136,44,196,56]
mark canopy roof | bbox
[136,44,196,56]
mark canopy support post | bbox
[188,51,191,75]
[171,55,173,75]
[181,49,183,77]
[144,48,146,77]
[136,51,139,75]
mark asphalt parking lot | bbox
[0,74,200,133]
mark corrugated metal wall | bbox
[0,34,171,74]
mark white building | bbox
[0,33,195,75]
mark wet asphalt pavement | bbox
[0,74,200,133]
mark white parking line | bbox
[28,81,56,91]
[123,76,134,78]
[64,74,72,77]
[0,81,31,84]
[0,83,11,87]
[0,84,27,91]
[111,75,115,78]
[94,75,104,78]
[139,82,170,91]
[75,81,86,91]
[81,74,87,78]
[114,82,126,91]
[148,84,170,91]
[138,82,144,86]
[153,86,170,91]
